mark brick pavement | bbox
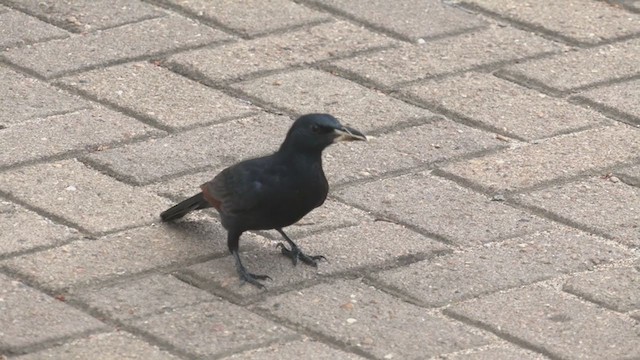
[1,0,639,359]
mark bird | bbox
[160,113,367,288]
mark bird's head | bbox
[280,113,367,153]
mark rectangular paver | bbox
[441,124,640,192]
[563,267,640,313]
[223,339,366,360]
[0,10,68,48]
[2,15,230,79]
[57,62,258,130]
[447,284,640,360]
[440,345,548,360]
[617,164,640,187]
[573,78,640,125]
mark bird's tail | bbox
[160,192,210,222]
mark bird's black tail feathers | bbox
[160,192,210,222]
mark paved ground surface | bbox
[1,0,639,359]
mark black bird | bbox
[160,114,366,288]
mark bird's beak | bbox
[333,126,367,142]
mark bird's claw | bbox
[238,270,271,289]
[276,242,326,267]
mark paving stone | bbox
[179,221,447,298]
[256,280,492,359]
[85,114,291,185]
[329,24,563,88]
[439,345,548,360]
[617,164,640,187]
[231,68,435,133]
[515,176,640,247]
[573,78,640,125]
[127,300,296,359]
[2,224,223,292]
[73,274,217,321]
[336,171,551,246]
[0,107,162,168]
[222,338,366,359]
[501,38,640,93]
[0,160,168,234]
[0,273,106,352]
[57,62,258,130]
[166,21,395,84]
[403,72,608,141]
[0,202,79,257]
[447,284,640,360]
[374,228,630,307]
[607,0,640,11]
[0,66,90,127]
[462,0,640,45]
[441,124,640,192]
[13,331,179,360]
[2,15,230,79]
[310,0,485,41]
[4,0,164,33]
[563,267,640,313]
[157,0,330,37]
[0,10,68,48]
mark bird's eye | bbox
[311,124,322,133]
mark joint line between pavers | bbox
[570,96,640,128]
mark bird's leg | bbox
[275,228,326,267]
[228,231,270,288]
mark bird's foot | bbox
[237,266,271,289]
[276,243,326,267]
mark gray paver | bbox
[2,224,223,292]
[0,65,90,127]
[563,267,640,312]
[0,107,162,168]
[0,202,79,257]
[157,0,330,37]
[57,62,258,130]
[166,21,395,84]
[231,68,435,133]
[256,280,493,359]
[573,78,640,125]
[501,38,640,93]
[447,284,640,360]
[73,274,217,321]
[617,164,640,187]
[439,345,548,360]
[13,331,179,360]
[336,171,551,245]
[374,228,630,307]
[441,124,640,192]
[0,159,168,234]
[0,273,106,352]
[3,0,164,32]
[127,301,296,359]
[2,15,230,79]
[0,10,68,48]
[329,24,564,88]
[403,72,609,141]
[462,0,640,45]
[222,339,366,359]
[515,176,640,247]
[309,0,485,41]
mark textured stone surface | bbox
[329,24,563,88]
[564,267,640,312]
[0,273,105,352]
[310,0,485,41]
[0,160,168,234]
[515,176,640,247]
[617,164,640,187]
[2,225,222,292]
[573,78,640,125]
[0,10,68,48]
[256,280,493,359]
[448,284,640,360]
[127,301,295,359]
[13,331,179,360]
[166,21,395,84]
[157,0,330,37]
[2,15,229,79]
[462,0,640,45]
[336,171,551,245]
[502,38,640,93]
[223,339,366,359]
[442,124,640,192]
[403,72,608,140]
[374,228,630,307]
[231,68,434,133]
[440,345,548,360]
[57,62,257,130]
[0,202,79,257]
[0,107,162,168]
